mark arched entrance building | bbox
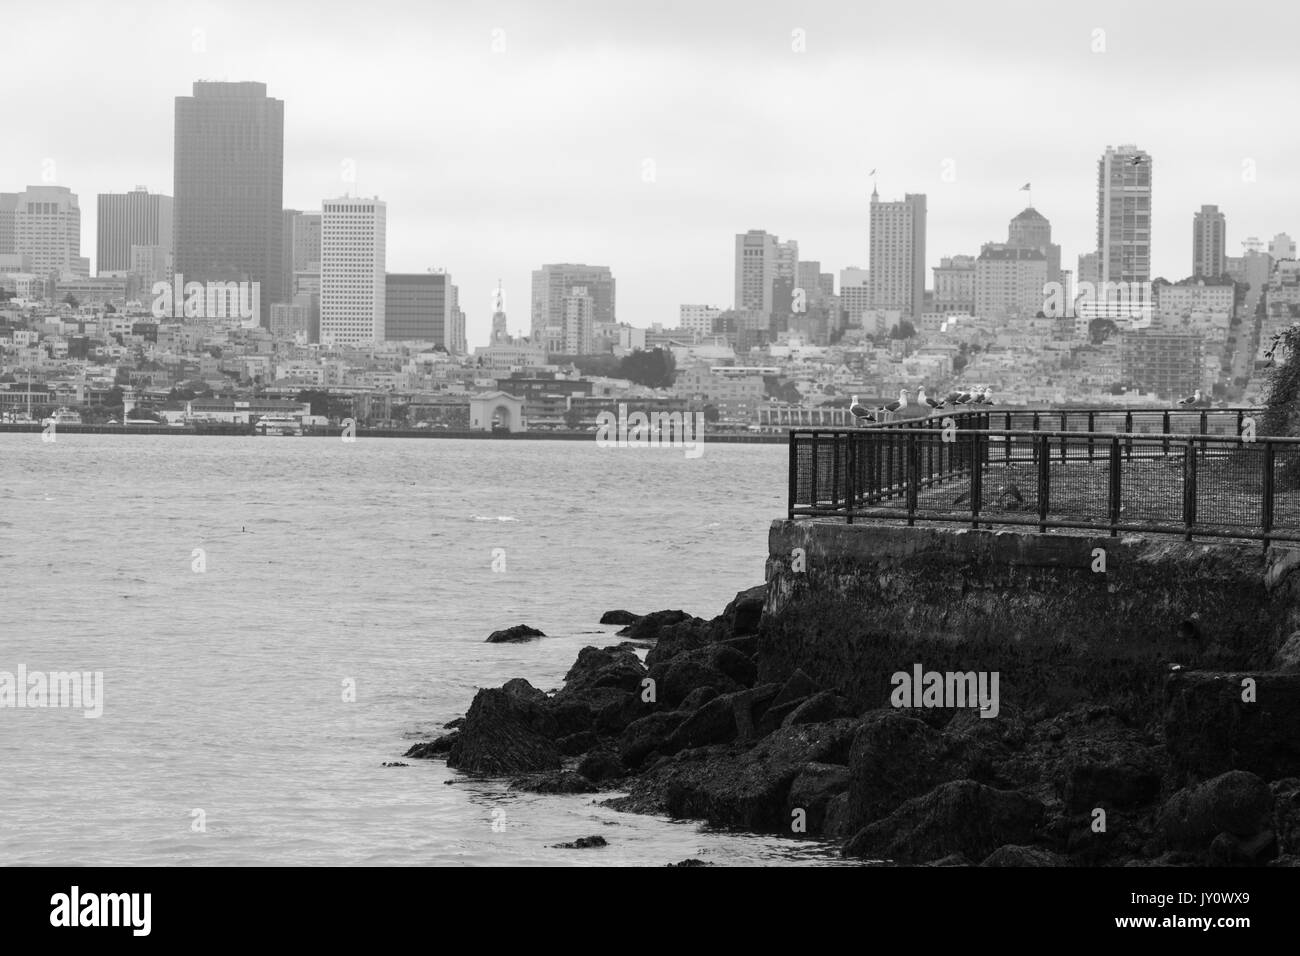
[469,391,526,432]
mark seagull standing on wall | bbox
[1176,389,1203,407]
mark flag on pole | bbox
[1020,183,1031,191]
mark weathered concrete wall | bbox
[759,521,1300,723]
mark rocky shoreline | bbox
[406,586,1300,866]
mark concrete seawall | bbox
[759,521,1300,722]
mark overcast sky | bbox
[7,0,1299,345]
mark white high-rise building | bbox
[1096,144,1152,284]
[14,185,84,278]
[320,196,386,345]
[868,190,927,319]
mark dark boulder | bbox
[664,693,740,753]
[846,710,984,832]
[619,710,691,769]
[980,845,1068,867]
[1058,734,1163,813]
[1164,672,1300,783]
[404,732,459,759]
[787,762,850,836]
[503,677,549,705]
[618,609,695,641]
[843,780,1045,864]
[511,770,599,794]
[782,690,852,727]
[1273,779,1300,856]
[577,750,626,782]
[600,610,642,626]
[644,619,717,669]
[485,624,546,643]
[552,835,607,849]
[677,686,720,712]
[647,719,860,831]
[446,686,561,774]
[1157,770,1275,849]
[721,584,767,637]
[1209,830,1277,866]
[561,645,647,695]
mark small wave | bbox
[469,515,517,522]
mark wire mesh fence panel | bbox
[1196,443,1265,530]
[1271,444,1300,536]
[1119,436,1185,524]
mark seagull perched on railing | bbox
[879,389,908,416]
[918,387,945,411]
[972,387,995,406]
[950,390,974,405]
[1176,389,1202,407]
[848,394,876,424]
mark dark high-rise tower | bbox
[1192,205,1227,278]
[173,81,284,325]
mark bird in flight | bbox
[1129,155,1145,166]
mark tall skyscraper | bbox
[320,196,386,345]
[0,193,17,255]
[1192,205,1227,278]
[734,230,778,315]
[385,271,452,345]
[173,81,284,325]
[491,283,509,343]
[97,187,172,275]
[293,212,321,273]
[1007,208,1061,283]
[561,286,596,354]
[12,186,84,278]
[1096,144,1152,284]
[530,264,615,348]
[868,189,927,318]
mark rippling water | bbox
[0,434,848,866]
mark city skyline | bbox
[6,1,1300,345]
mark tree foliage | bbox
[619,347,676,388]
[1261,323,1300,487]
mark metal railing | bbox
[787,407,1300,546]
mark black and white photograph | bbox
[1,0,1295,938]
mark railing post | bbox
[1263,441,1275,550]
[1199,410,1208,463]
[1037,433,1050,533]
[1125,411,1133,461]
[846,433,856,525]
[1183,438,1197,541]
[1088,411,1095,461]
[1162,410,1170,455]
[831,434,841,512]
[971,431,982,529]
[1109,435,1121,536]
[788,431,798,519]
[906,432,919,525]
